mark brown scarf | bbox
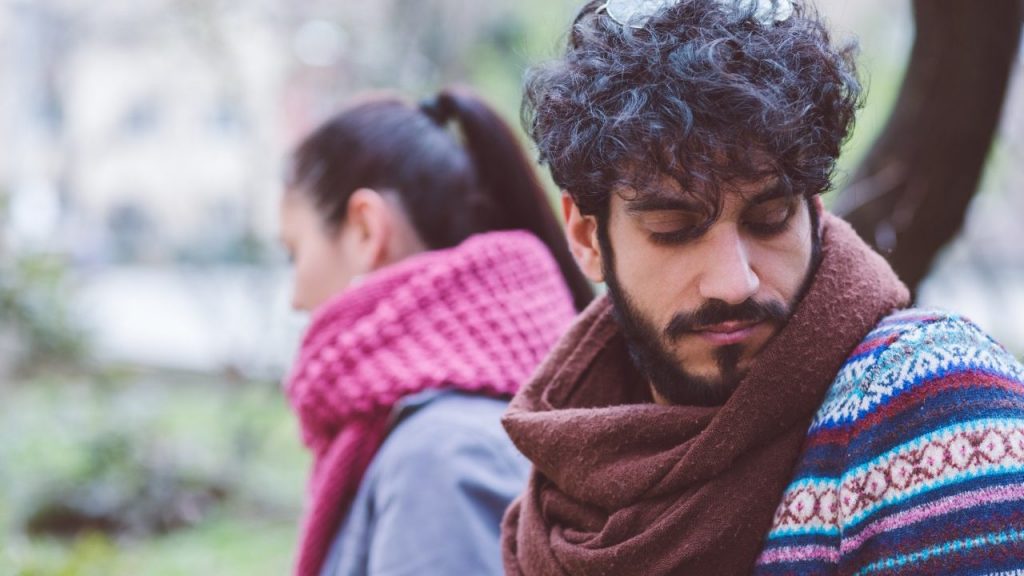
[501,214,910,575]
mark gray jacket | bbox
[319,390,529,576]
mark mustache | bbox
[665,298,790,341]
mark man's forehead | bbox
[616,173,787,211]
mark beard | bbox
[596,201,821,406]
[604,277,789,406]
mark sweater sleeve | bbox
[834,314,1024,575]
[363,414,529,576]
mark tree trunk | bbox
[835,0,1022,297]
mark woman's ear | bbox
[341,188,394,273]
[562,193,605,283]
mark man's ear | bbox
[562,193,605,283]
[341,188,393,272]
[811,195,825,237]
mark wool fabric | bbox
[754,307,1024,575]
[288,230,576,576]
[501,214,910,575]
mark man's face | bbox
[566,175,817,405]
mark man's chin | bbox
[654,347,751,405]
[648,369,734,406]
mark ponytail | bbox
[290,87,594,312]
[424,87,595,312]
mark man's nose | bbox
[697,226,760,305]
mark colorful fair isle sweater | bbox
[755,308,1024,575]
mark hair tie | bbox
[419,95,454,126]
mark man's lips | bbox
[691,321,762,345]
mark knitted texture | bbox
[755,309,1024,575]
[286,230,576,576]
[501,214,910,576]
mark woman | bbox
[279,87,593,576]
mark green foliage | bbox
[7,533,119,576]
[24,426,231,540]
[5,517,297,576]
[0,255,88,373]
[0,372,307,575]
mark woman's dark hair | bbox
[286,87,594,311]
[524,0,862,221]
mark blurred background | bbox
[0,0,1020,574]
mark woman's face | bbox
[278,191,363,312]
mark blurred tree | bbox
[0,255,87,375]
[837,0,1023,297]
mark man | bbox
[500,1,1024,574]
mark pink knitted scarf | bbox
[286,230,577,576]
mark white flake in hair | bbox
[600,0,793,29]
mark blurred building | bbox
[1,0,523,263]
[2,1,287,263]
[0,0,533,374]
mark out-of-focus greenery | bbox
[5,518,298,576]
[0,371,307,576]
[0,256,88,374]
[459,0,579,204]
[832,43,910,194]
[465,0,579,118]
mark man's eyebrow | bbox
[748,181,793,204]
[623,194,703,213]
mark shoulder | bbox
[332,393,528,576]
[368,392,529,490]
[807,308,1024,525]
[764,312,1024,576]
[811,308,1024,430]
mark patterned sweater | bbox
[755,309,1024,575]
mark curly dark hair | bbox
[523,0,862,219]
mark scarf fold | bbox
[287,230,576,576]
[501,214,910,575]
